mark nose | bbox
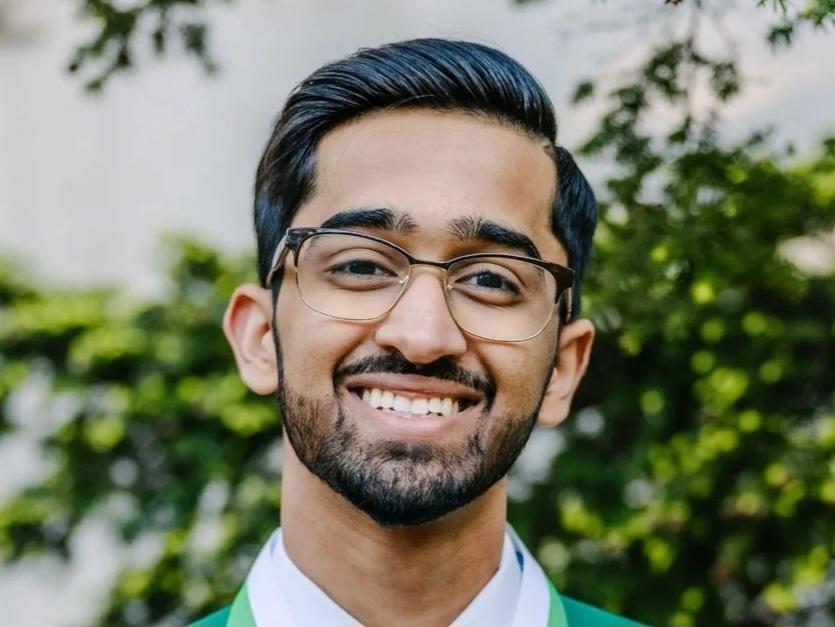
[373,270,468,364]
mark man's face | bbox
[274,109,566,526]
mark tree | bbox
[65,1,835,93]
[1,1,834,625]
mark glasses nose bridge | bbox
[387,257,455,317]
[386,256,463,344]
[408,255,449,271]
[400,257,452,292]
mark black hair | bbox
[254,38,597,317]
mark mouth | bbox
[342,376,483,441]
[348,386,478,418]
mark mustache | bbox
[333,353,496,401]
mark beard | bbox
[277,350,547,528]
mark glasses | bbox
[264,228,574,342]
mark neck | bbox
[279,437,507,627]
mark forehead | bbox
[292,109,563,261]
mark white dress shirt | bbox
[254,526,523,627]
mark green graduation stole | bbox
[189,525,646,627]
[190,579,646,626]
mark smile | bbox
[342,373,483,432]
[342,375,483,440]
[357,387,461,417]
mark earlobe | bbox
[222,284,279,395]
[536,318,595,428]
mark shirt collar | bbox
[272,525,522,627]
[449,524,522,626]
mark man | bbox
[194,39,646,627]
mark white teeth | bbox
[358,388,464,417]
[441,398,453,416]
[393,394,411,413]
[381,390,394,409]
[410,398,429,415]
[370,388,382,408]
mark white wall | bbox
[1,0,833,295]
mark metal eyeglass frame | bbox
[263,227,575,340]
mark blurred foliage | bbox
[513,101,835,627]
[2,148,833,627]
[68,0,223,92]
[68,0,835,92]
[0,0,830,626]
[0,240,276,625]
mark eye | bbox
[457,269,521,295]
[329,259,394,276]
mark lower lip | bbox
[343,390,478,441]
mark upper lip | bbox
[343,373,483,403]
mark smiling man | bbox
[193,39,646,627]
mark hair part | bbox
[254,38,597,317]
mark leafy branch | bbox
[69,0,835,93]
[69,0,220,92]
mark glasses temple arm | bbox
[563,287,573,321]
[264,234,290,287]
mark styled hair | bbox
[254,38,597,317]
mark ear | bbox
[536,318,595,427]
[222,283,279,395]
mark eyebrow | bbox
[446,215,542,259]
[319,208,418,233]
[318,208,541,259]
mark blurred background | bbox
[0,0,834,625]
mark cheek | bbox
[482,339,557,409]
[275,288,369,392]
[275,288,327,389]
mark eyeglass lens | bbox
[294,232,559,341]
